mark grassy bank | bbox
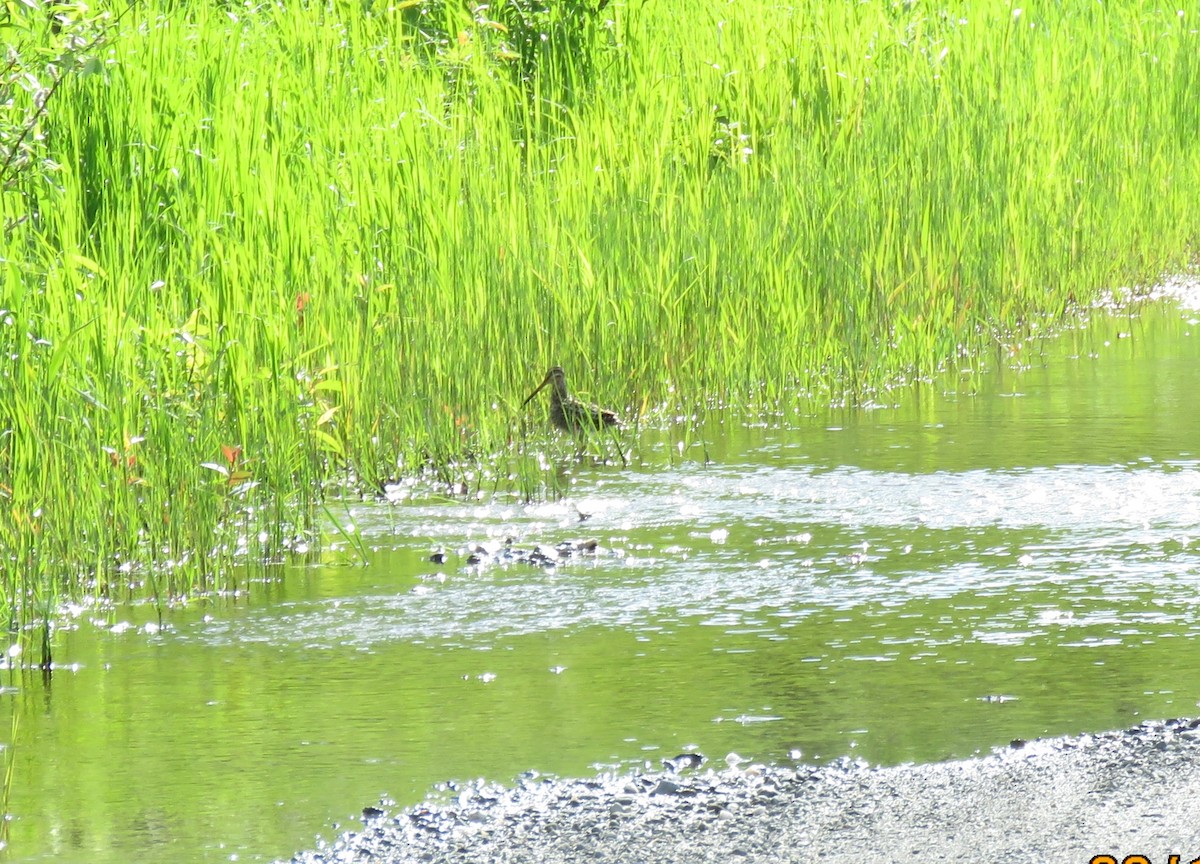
[1,0,1198,622]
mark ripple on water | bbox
[187,457,1200,655]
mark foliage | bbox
[1,0,113,222]
[0,0,1198,622]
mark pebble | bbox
[284,718,1200,864]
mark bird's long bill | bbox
[520,372,553,408]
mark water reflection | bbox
[4,295,1200,864]
[187,454,1200,657]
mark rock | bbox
[282,718,1200,864]
[663,753,705,773]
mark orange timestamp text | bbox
[1090,857,1200,864]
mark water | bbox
[4,291,1200,863]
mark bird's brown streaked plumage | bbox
[521,366,619,433]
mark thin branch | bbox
[0,4,130,186]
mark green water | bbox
[4,291,1200,863]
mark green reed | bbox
[1,0,1197,619]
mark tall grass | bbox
[1,0,1198,621]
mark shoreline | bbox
[284,718,1200,863]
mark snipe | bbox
[522,366,619,433]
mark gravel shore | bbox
[285,718,1200,864]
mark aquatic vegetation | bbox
[1,0,1199,620]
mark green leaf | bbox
[45,316,96,385]
[313,429,344,455]
[67,253,106,276]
